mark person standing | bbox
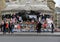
[51,23,54,33]
[1,20,4,32]
[3,21,6,34]
[5,21,9,33]
[36,22,42,33]
[9,20,14,33]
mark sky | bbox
[54,0,60,7]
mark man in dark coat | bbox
[36,22,42,33]
[3,21,6,34]
[51,23,54,33]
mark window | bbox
[11,0,17,2]
[11,0,18,4]
[5,0,10,2]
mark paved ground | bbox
[0,32,60,42]
[0,32,60,36]
[0,36,60,42]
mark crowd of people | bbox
[0,13,55,34]
[0,14,23,34]
[36,14,55,33]
[0,13,37,34]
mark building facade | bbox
[55,7,60,28]
[0,0,55,23]
[0,0,6,22]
